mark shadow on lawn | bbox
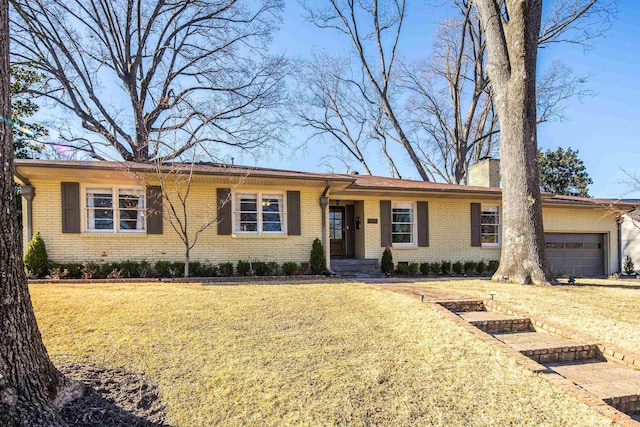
[58,363,172,427]
[561,282,640,291]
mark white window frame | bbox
[391,202,416,247]
[233,191,286,235]
[481,205,501,247]
[83,185,146,234]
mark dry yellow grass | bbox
[399,277,640,355]
[31,282,615,426]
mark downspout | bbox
[617,216,623,274]
[320,181,334,274]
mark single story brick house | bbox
[14,158,633,277]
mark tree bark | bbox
[0,0,70,424]
[474,0,556,285]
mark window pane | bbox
[481,206,500,244]
[87,189,113,230]
[393,234,412,243]
[391,204,414,244]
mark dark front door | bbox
[329,206,346,256]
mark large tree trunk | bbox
[474,0,556,285]
[0,0,70,424]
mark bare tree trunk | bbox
[475,0,556,285]
[0,0,69,423]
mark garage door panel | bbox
[544,233,605,277]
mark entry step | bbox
[493,331,600,363]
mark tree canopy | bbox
[538,147,592,197]
[10,0,288,162]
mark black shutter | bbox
[217,188,232,235]
[146,186,163,234]
[417,201,429,247]
[380,200,392,247]
[287,190,301,235]
[471,203,482,247]
[61,182,80,233]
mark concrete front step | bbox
[548,360,640,414]
[330,258,381,276]
[458,311,534,333]
[493,331,600,363]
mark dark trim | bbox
[61,182,80,233]
[287,190,301,235]
[217,188,232,235]
[146,186,163,234]
[380,200,391,247]
[417,201,429,247]
[471,203,482,247]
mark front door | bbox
[329,206,346,256]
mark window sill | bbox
[81,232,147,238]
[392,244,418,250]
[481,244,501,249]
[231,233,289,239]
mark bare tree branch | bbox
[10,0,288,162]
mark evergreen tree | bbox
[538,147,592,197]
[309,238,326,274]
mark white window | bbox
[392,202,415,245]
[481,205,500,245]
[85,187,145,233]
[235,192,285,234]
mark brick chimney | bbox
[468,157,501,188]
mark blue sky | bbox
[255,0,640,199]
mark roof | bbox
[12,159,637,209]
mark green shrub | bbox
[488,260,500,274]
[219,262,234,276]
[476,260,486,276]
[189,261,204,277]
[154,261,172,278]
[237,260,251,276]
[201,264,218,277]
[282,262,298,276]
[381,246,394,274]
[267,262,280,275]
[253,261,268,276]
[396,262,409,275]
[408,262,420,276]
[430,262,441,275]
[103,262,127,279]
[118,260,138,278]
[298,262,310,275]
[137,260,151,278]
[440,260,451,275]
[452,261,464,275]
[170,262,185,277]
[419,262,430,275]
[623,256,635,275]
[24,231,49,278]
[310,238,326,274]
[464,261,477,275]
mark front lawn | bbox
[31,282,614,426]
[392,278,640,355]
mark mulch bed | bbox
[58,363,170,426]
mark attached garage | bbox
[545,233,605,277]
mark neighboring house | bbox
[14,158,633,277]
[620,211,640,274]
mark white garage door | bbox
[545,233,605,277]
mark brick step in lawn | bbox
[493,331,601,363]
[547,360,640,414]
[458,311,534,333]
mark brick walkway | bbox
[377,283,640,426]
